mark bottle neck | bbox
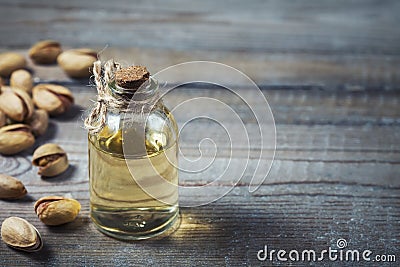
[107,77,161,114]
[110,76,158,102]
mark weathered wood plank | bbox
[2,48,400,90]
[42,84,400,128]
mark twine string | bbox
[84,60,160,134]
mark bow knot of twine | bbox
[84,60,126,134]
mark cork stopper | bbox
[115,66,150,90]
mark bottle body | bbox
[88,82,179,240]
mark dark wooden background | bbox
[0,0,399,266]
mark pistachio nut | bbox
[10,69,33,93]
[34,196,81,226]
[0,88,34,121]
[32,143,69,177]
[0,174,27,199]
[0,110,5,127]
[0,85,11,94]
[29,40,62,65]
[0,52,27,77]
[32,84,74,116]
[0,124,35,155]
[57,48,97,78]
[1,217,43,252]
[25,109,48,136]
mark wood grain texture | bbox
[0,0,399,266]
[2,46,400,90]
[0,0,399,54]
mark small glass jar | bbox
[88,66,179,240]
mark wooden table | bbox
[0,1,399,266]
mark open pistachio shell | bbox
[1,217,43,252]
[32,143,69,177]
[34,196,81,226]
[0,124,35,155]
[29,40,62,65]
[32,84,74,116]
[0,88,34,121]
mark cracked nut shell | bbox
[1,217,43,252]
[0,88,34,121]
[29,40,62,65]
[32,143,69,177]
[34,196,81,226]
[0,174,27,199]
[32,84,74,116]
[0,124,35,155]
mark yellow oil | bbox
[89,127,179,240]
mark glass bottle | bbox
[88,65,179,240]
